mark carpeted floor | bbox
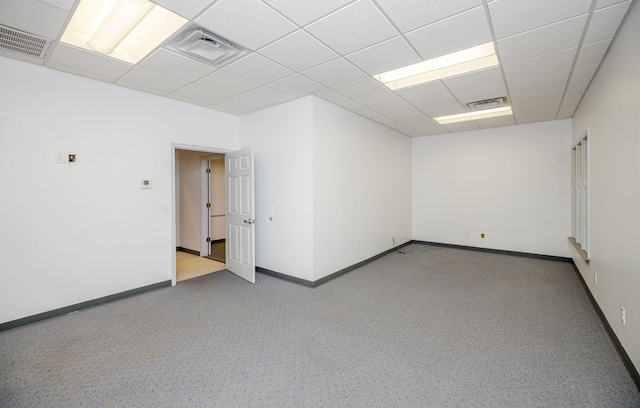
[1,246,638,407]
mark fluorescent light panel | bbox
[374,42,499,90]
[61,0,187,64]
[434,106,513,124]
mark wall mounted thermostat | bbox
[140,179,152,189]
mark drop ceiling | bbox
[0,0,633,137]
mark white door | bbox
[225,147,255,283]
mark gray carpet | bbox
[1,246,639,407]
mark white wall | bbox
[0,57,239,324]
[571,1,640,371]
[313,98,412,280]
[239,97,315,281]
[413,120,572,257]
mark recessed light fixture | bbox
[61,0,187,64]
[374,42,499,90]
[434,106,513,125]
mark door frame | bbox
[171,143,231,286]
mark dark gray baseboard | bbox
[0,280,171,333]
[570,262,640,392]
[177,246,199,256]
[413,240,573,263]
[256,240,413,288]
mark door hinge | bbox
[206,202,211,208]
[206,168,211,173]
[206,237,211,242]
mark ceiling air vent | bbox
[467,97,507,111]
[0,25,51,59]
[167,28,248,66]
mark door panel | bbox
[226,147,255,283]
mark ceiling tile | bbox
[305,0,398,55]
[453,83,508,104]
[557,95,582,118]
[576,39,612,66]
[117,82,169,97]
[489,0,591,39]
[223,54,293,84]
[442,121,481,132]
[422,104,466,119]
[345,36,421,76]
[117,67,189,94]
[393,81,451,101]
[565,81,589,98]
[502,48,577,82]
[48,43,132,80]
[258,30,338,72]
[196,70,259,94]
[510,86,565,105]
[442,67,503,93]
[356,91,405,110]
[379,103,422,118]
[0,0,68,38]
[262,0,354,26]
[214,97,266,113]
[595,0,628,9]
[301,58,367,87]
[332,78,388,99]
[238,86,293,105]
[407,120,448,135]
[411,93,461,114]
[313,88,351,104]
[171,84,231,104]
[497,15,587,64]
[39,0,75,11]
[267,74,325,97]
[168,94,211,107]
[390,110,433,124]
[477,115,516,129]
[570,63,599,84]
[509,69,570,94]
[514,99,561,124]
[338,100,370,113]
[47,62,115,83]
[583,1,631,44]
[141,49,216,82]
[375,0,481,33]
[196,0,297,50]
[152,0,215,19]
[405,6,491,61]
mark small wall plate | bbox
[140,179,152,189]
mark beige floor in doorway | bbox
[176,251,226,282]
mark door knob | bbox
[243,218,256,224]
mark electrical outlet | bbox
[621,307,626,326]
[357,244,360,252]
[594,270,598,284]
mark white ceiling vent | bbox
[167,28,248,66]
[467,97,507,111]
[0,25,51,59]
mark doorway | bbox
[171,144,256,285]
[174,148,226,283]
